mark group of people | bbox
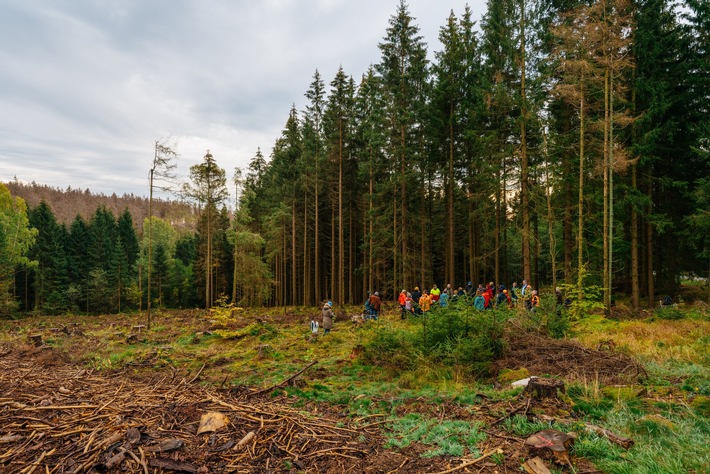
[395,279,541,317]
[313,279,550,336]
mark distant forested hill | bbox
[5,180,198,233]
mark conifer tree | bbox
[27,201,68,313]
[303,70,326,304]
[183,151,228,308]
[376,0,429,290]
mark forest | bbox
[1,0,709,316]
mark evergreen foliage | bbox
[1,1,708,315]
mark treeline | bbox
[1,0,708,316]
[4,180,198,232]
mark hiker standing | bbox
[398,289,407,319]
[368,291,382,319]
[473,291,485,310]
[430,284,441,302]
[322,301,334,335]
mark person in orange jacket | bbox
[398,289,407,319]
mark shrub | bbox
[359,326,419,371]
[655,306,685,320]
[360,307,510,379]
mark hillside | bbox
[5,180,199,232]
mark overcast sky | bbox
[1,0,486,200]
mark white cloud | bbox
[0,0,486,199]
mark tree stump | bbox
[132,325,146,334]
[524,378,565,400]
[256,344,272,358]
[126,334,138,344]
[28,334,43,347]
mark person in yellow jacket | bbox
[430,284,441,302]
[419,290,433,312]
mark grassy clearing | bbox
[1,298,708,472]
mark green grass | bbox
[384,413,486,458]
[574,408,710,474]
[3,301,708,470]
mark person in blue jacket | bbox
[473,290,485,310]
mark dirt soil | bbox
[0,310,628,473]
[0,340,606,474]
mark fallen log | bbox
[149,457,198,473]
[248,360,317,397]
[523,457,552,474]
[584,423,634,449]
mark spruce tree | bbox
[376,0,429,290]
[183,151,228,308]
[27,201,68,313]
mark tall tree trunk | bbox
[447,103,455,286]
[608,71,615,312]
[393,193,398,294]
[468,201,474,285]
[338,118,344,305]
[206,206,212,309]
[563,145,573,284]
[520,0,531,284]
[303,184,309,306]
[578,84,586,298]
[331,204,335,302]
[543,130,557,292]
[603,68,610,314]
[349,189,354,304]
[631,69,639,309]
[647,176,654,307]
[315,155,321,305]
[368,163,374,294]
[502,156,508,286]
[148,167,154,326]
[495,163,501,288]
[292,203,297,306]
[400,124,409,290]
[631,164,639,309]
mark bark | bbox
[544,131,557,292]
[631,103,639,308]
[400,122,409,290]
[520,1,531,284]
[646,176,654,307]
[291,203,296,305]
[578,84,586,298]
[447,102,456,286]
[338,117,344,305]
[603,67,610,314]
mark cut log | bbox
[524,377,565,400]
[523,457,552,474]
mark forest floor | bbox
[1,300,708,473]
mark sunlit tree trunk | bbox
[520,0,531,285]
